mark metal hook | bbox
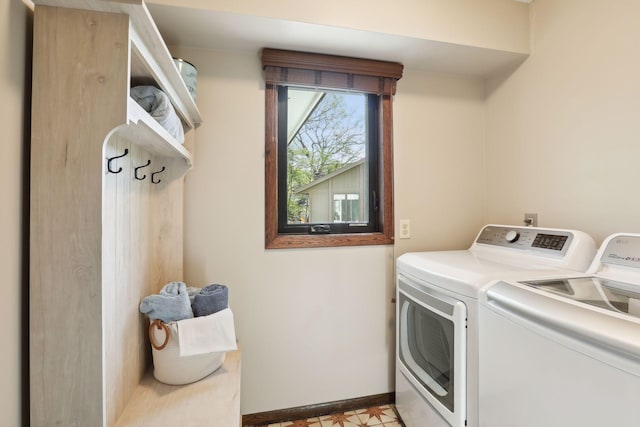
[151,166,166,184]
[107,148,129,174]
[134,160,152,180]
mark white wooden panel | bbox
[31,3,202,426]
[30,7,129,426]
[115,136,132,421]
[103,138,120,427]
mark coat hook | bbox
[107,148,129,174]
[134,160,151,180]
[151,166,166,184]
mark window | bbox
[281,87,376,233]
[334,194,361,223]
[262,48,403,249]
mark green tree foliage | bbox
[287,91,366,223]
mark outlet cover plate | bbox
[524,213,538,227]
[399,219,411,239]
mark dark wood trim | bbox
[380,95,394,243]
[264,84,395,249]
[264,83,279,246]
[242,392,395,426]
[266,232,393,249]
[263,50,398,250]
[262,48,403,80]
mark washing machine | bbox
[478,232,640,427]
[395,224,596,427]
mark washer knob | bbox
[505,230,520,243]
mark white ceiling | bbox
[147,4,528,78]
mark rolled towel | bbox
[140,281,194,323]
[192,284,229,317]
[130,85,185,144]
[186,286,201,305]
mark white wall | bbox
[152,0,529,54]
[175,45,486,414]
[177,47,394,414]
[485,0,640,244]
[0,0,30,426]
[394,70,487,255]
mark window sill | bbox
[266,232,394,249]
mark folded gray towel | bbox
[130,85,185,144]
[192,284,229,317]
[140,281,194,323]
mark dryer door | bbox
[398,275,467,426]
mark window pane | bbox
[286,88,368,225]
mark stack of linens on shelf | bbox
[131,85,185,144]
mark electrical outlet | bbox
[399,219,411,239]
[524,213,538,227]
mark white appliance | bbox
[478,233,640,427]
[396,225,596,427]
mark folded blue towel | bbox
[140,281,194,323]
[192,284,229,317]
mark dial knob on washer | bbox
[505,230,520,243]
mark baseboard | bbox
[242,392,395,426]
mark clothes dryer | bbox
[396,224,596,427]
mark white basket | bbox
[149,318,226,385]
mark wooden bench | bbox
[116,349,241,426]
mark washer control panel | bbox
[476,225,572,255]
[600,234,640,269]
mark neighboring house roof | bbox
[287,90,325,144]
[293,159,365,193]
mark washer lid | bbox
[520,277,640,319]
[483,279,640,375]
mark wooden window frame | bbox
[263,48,403,249]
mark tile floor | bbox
[253,404,404,427]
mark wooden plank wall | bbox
[103,137,185,426]
[32,6,187,426]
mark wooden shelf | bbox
[35,0,203,131]
[130,34,201,131]
[30,2,205,426]
[124,97,193,168]
[115,349,241,427]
